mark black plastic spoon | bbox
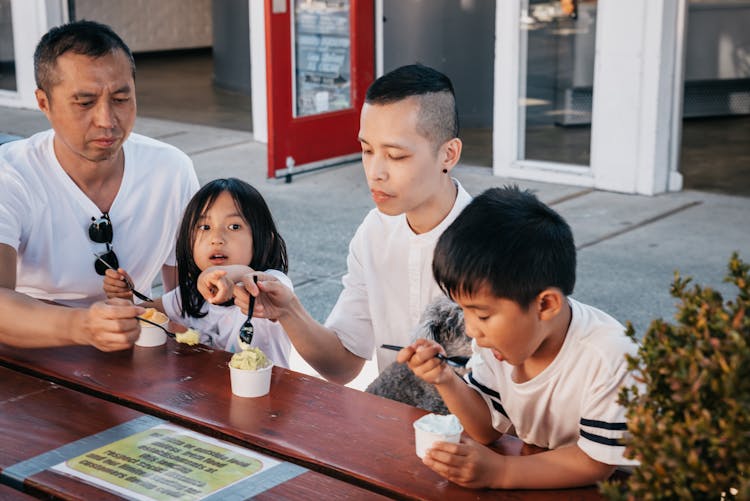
[138,316,175,338]
[239,275,258,347]
[380,344,469,368]
[94,253,153,302]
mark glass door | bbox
[0,0,17,92]
[678,0,750,196]
[520,0,598,167]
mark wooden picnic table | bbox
[0,340,610,500]
[0,366,386,500]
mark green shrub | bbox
[601,253,750,500]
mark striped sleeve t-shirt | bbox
[465,298,640,467]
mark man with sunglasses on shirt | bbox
[0,21,198,350]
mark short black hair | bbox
[34,20,135,93]
[433,186,576,308]
[176,178,288,319]
[365,64,459,149]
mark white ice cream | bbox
[414,413,463,435]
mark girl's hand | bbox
[233,272,293,321]
[102,268,134,301]
[423,436,505,489]
[397,339,455,385]
[197,268,235,304]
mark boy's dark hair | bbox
[176,178,288,319]
[365,64,459,150]
[34,20,135,94]
[433,186,576,308]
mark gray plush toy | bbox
[365,296,472,414]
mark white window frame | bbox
[0,0,67,109]
[493,0,685,195]
[249,0,267,143]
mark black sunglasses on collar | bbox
[90,213,119,276]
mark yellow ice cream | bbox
[175,328,200,346]
[230,347,269,370]
[139,308,168,325]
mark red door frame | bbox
[265,0,374,180]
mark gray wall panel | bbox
[383,0,495,128]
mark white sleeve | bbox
[577,356,640,466]
[0,161,31,249]
[264,269,293,291]
[163,155,199,267]
[324,221,375,360]
[464,344,514,434]
[160,287,182,322]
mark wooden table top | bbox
[0,341,608,500]
[0,366,386,500]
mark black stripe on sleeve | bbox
[467,372,501,399]
[580,429,625,447]
[580,418,627,431]
[490,400,509,419]
[466,372,508,418]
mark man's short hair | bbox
[433,186,577,308]
[34,20,135,93]
[365,64,459,150]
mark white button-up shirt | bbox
[325,180,472,372]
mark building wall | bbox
[75,0,212,52]
[212,0,251,94]
[382,0,495,128]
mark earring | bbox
[442,168,448,173]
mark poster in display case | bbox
[294,0,351,117]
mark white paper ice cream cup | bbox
[135,322,167,347]
[229,363,273,397]
[413,414,463,459]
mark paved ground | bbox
[2,107,749,389]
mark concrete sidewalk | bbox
[2,107,749,389]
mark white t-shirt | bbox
[326,180,472,372]
[161,269,293,368]
[0,130,199,308]
[465,298,640,466]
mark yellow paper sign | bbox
[55,424,279,500]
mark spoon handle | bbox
[381,344,403,351]
[94,253,154,302]
[131,288,153,303]
[379,344,468,367]
[138,316,175,338]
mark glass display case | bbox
[293,0,351,117]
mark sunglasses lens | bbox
[89,217,113,243]
[94,250,119,276]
